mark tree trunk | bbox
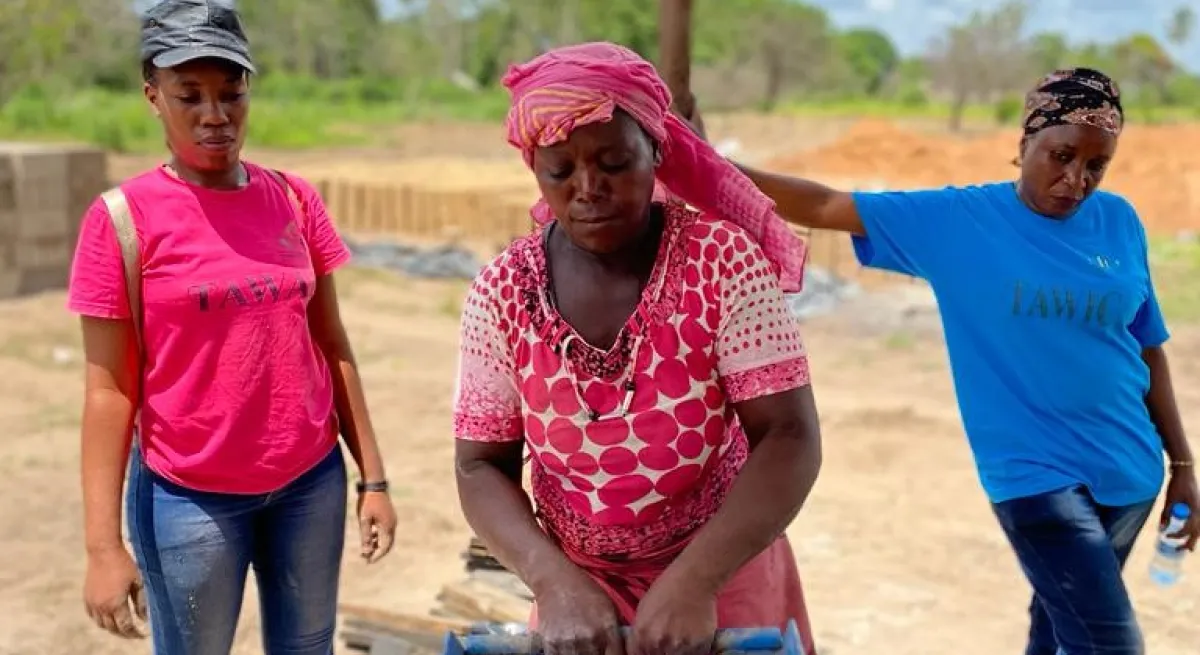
[658,0,694,118]
[948,91,968,132]
[762,48,784,111]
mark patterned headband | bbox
[1022,67,1123,137]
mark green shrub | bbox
[993,96,1022,125]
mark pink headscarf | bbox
[501,42,806,292]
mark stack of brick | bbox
[0,142,108,300]
[311,177,538,250]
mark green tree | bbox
[0,0,137,101]
[695,0,834,109]
[926,1,1033,131]
[1111,33,1174,104]
[1168,5,1195,47]
[837,28,899,95]
[1028,32,1068,76]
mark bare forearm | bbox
[457,463,584,595]
[327,349,386,482]
[733,162,858,233]
[665,431,821,593]
[1144,346,1193,464]
[80,389,135,555]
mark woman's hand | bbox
[536,567,624,655]
[357,490,397,563]
[628,571,717,655]
[1162,468,1200,551]
[83,545,147,639]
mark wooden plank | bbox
[341,626,429,654]
[369,637,416,655]
[341,620,443,653]
[467,569,534,601]
[340,603,474,635]
[436,579,532,623]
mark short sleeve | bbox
[715,233,811,404]
[66,198,132,319]
[850,187,961,280]
[1131,283,1169,347]
[452,273,523,442]
[282,173,351,277]
[1128,215,1170,348]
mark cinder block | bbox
[15,204,73,240]
[0,141,106,300]
[15,234,71,269]
[16,264,67,296]
[0,268,18,298]
[13,149,71,217]
[66,149,109,199]
[0,156,15,211]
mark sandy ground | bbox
[1,268,1197,655]
[3,115,1199,654]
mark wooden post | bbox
[658,0,695,119]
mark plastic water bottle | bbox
[1148,502,1191,587]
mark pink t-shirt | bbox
[68,163,350,494]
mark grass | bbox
[6,77,1198,154]
[775,97,1200,127]
[883,330,917,350]
[1148,237,1200,324]
[0,78,512,153]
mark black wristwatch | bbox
[356,479,389,494]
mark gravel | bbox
[346,238,942,337]
[347,240,483,280]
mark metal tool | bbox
[441,620,806,655]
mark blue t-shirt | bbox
[851,182,1168,506]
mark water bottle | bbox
[1148,502,1191,587]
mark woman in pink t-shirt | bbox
[68,2,396,653]
[453,44,823,655]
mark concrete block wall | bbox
[0,143,109,300]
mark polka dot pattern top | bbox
[453,202,810,557]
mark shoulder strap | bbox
[265,168,306,220]
[99,186,144,431]
[99,186,143,357]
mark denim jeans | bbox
[992,485,1155,655]
[126,444,347,655]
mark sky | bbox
[806,0,1199,72]
[376,0,1199,73]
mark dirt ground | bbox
[3,115,1200,654]
[767,119,1200,235]
[2,272,1198,655]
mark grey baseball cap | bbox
[140,0,256,73]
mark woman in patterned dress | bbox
[451,43,823,655]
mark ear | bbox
[652,143,664,167]
[1015,135,1030,166]
[143,82,161,119]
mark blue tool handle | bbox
[460,626,783,655]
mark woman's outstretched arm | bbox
[675,106,863,235]
[733,162,866,235]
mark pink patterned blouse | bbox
[453,201,811,558]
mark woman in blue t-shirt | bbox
[700,68,1198,654]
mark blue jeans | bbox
[126,444,347,655]
[992,485,1155,655]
